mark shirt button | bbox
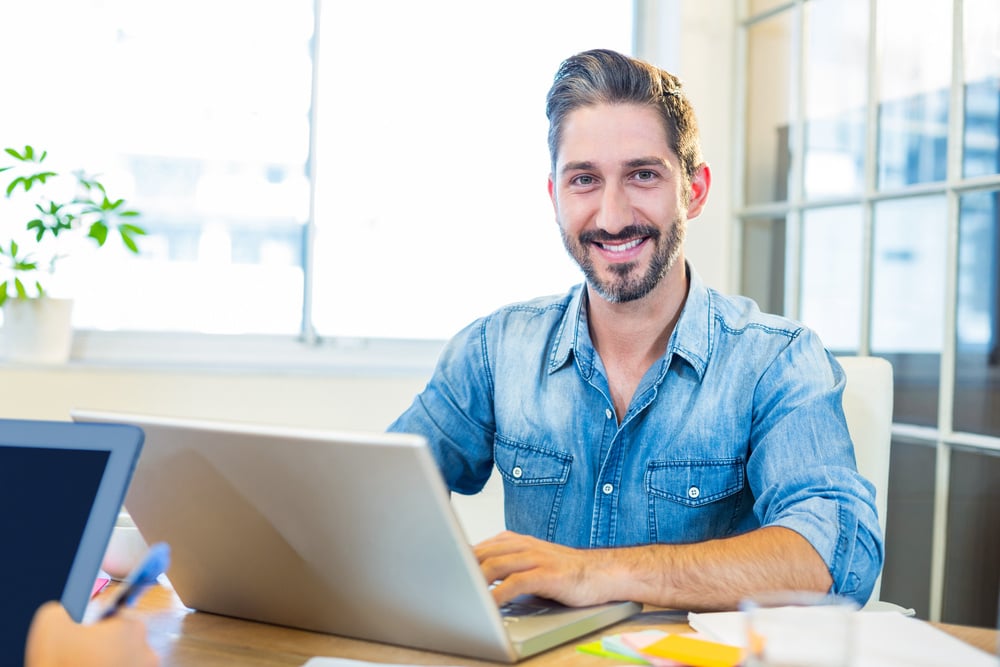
[687,486,700,499]
[602,483,614,495]
[605,408,613,419]
[512,466,523,479]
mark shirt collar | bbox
[548,262,713,381]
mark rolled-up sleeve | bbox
[746,333,885,605]
[387,318,497,495]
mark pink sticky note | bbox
[621,630,686,666]
[91,577,111,598]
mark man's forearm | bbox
[594,526,833,610]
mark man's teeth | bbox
[599,238,643,252]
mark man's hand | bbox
[474,531,613,607]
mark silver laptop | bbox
[0,418,143,666]
[70,409,640,662]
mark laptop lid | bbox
[70,409,639,662]
[0,418,143,666]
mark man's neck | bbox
[586,262,689,419]
[587,262,689,358]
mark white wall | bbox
[0,366,423,429]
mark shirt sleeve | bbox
[387,317,497,495]
[745,331,885,605]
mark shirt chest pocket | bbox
[645,458,746,542]
[494,438,572,541]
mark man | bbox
[389,48,882,611]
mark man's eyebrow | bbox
[559,157,670,175]
[560,160,595,174]
[624,156,670,169]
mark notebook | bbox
[0,418,144,666]
[70,409,641,662]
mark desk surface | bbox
[87,583,999,667]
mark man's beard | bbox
[560,217,686,303]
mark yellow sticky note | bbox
[637,634,742,667]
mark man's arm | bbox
[475,526,832,610]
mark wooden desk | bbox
[88,583,999,666]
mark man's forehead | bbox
[555,104,677,174]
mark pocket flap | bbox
[646,459,744,507]
[495,438,572,485]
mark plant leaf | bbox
[0,283,6,307]
[4,147,25,160]
[88,221,109,246]
[118,223,147,236]
[6,176,25,196]
[14,277,27,299]
[27,219,45,240]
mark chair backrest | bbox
[835,355,894,603]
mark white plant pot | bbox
[0,298,74,364]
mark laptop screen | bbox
[0,420,143,666]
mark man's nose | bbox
[595,183,631,233]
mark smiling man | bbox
[389,49,883,611]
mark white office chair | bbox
[836,355,894,607]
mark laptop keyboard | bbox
[499,597,556,625]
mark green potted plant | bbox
[0,145,146,363]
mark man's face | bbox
[548,103,703,304]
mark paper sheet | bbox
[688,609,1000,667]
[302,659,451,667]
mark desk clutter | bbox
[573,610,1000,667]
[577,628,741,667]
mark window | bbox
[736,0,1000,626]
[0,0,313,334]
[311,2,632,339]
[0,1,632,341]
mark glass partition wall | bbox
[736,0,1000,625]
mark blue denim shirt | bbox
[389,266,884,605]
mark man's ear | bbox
[685,163,711,219]
[547,174,557,214]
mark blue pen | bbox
[100,542,171,619]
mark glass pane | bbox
[881,438,936,620]
[749,0,791,16]
[963,0,1000,179]
[745,10,795,204]
[799,206,864,352]
[0,0,312,334]
[943,446,1000,626]
[954,191,1000,437]
[876,0,952,189]
[871,196,947,427]
[312,1,631,339]
[802,0,868,199]
[740,217,787,316]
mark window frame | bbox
[734,0,1000,624]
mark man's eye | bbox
[634,170,656,181]
[572,174,595,186]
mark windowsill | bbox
[39,330,447,377]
